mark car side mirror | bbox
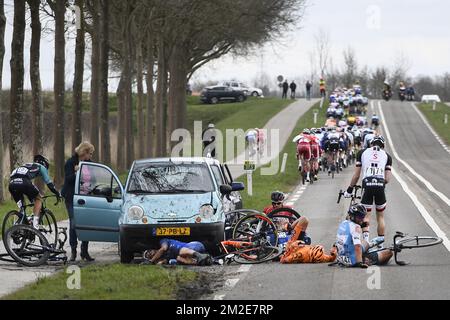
[220,184,233,195]
[231,182,245,192]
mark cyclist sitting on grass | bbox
[8,155,61,229]
[336,204,392,268]
[143,239,213,266]
[280,216,337,264]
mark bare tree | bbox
[47,0,67,186]
[313,28,330,78]
[28,0,44,158]
[9,0,26,170]
[0,0,5,202]
[72,0,85,151]
[99,0,111,165]
[145,33,155,158]
[342,46,358,88]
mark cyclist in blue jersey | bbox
[336,204,393,268]
[143,239,212,266]
[8,155,61,229]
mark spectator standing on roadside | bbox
[319,78,326,98]
[306,81,312,100]
[290,81,297,99]
[282,80,289,99]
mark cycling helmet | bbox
[271,191,286,203]
[34,155,50,170]
[302,129,311,135]
[315,128,322,134]
[348,204,367,220]
[371,136,386,148]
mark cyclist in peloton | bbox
[344,136,392,245]
[322,128,341,174]
[371,114,380,130]
[336,204,393,268]
[8,155,62,229]
[294,129,313,182]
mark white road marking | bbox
[238,265,252,273]
[225,278,240,288]
[214,295,225,300]
[285,202,295,206]
[390,168,450,252]
[378,101,450,207]
[411,102,450,155]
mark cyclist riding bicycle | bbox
[322,129,341,174]
[8,155,61,229]
[371,114,380,130]
[294,129,313,182]
[344,136,392,244]
[336,204,393,268]
[245,129,258,155]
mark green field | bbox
[241,102,325,210]
[418,102,450,145]
[3,264,197,300]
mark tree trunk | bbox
[145,34,155,158]
[53,0,66,187]
[168,44,188,132]
[9,0,26,171]
[89,0,100,160]
[72,0,85,151]
[136,43,145,159]
[116,74,126,172]
[0,0,6,202]
[155,35,167,157]
[99,0,110,165]
[28,0,44,158]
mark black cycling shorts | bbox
[8,178,40,204]
[361,177,387,212]
[326,142,340,153]
[354,137,362,146]
[364,251,380,265]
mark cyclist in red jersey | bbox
[294,129,313,182]
[309,128,321,181]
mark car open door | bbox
[73,162,124,243]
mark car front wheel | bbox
[237,95,245,102]
[210,97,219,104]
[252,91,259,97]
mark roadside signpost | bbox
[313,109,319,124]
[244,160,256,196]
[445,114,448,125]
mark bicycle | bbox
[216,213,283,264]
[2,195,60,246]
[366,232,442,266]
[2,224,68,267]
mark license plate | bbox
[155,227,191,237]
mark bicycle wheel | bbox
[4,224,50,267]
[40,209,58,247]
[2,211,25,241]
[232,213,278,246]
[233,246,283,264]
[396,236,443,250]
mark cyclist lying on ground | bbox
[336,204,392,268]
[143,239,213,266]
[280,216,337,264]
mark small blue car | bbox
[72,157,245,263]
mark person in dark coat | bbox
[290,81,297,99]
[306,81,313,100]
[282,80,289,99]
[61,142,95,262]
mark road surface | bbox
[203,100,450,300]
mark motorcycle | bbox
[383,90,392,102]
[399,88,406,102]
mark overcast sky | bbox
[2,0,450,91]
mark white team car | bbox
[219,81,264,97]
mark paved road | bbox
[228,99,319,179]
[204,99,450,300]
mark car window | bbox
[214,87,225,91]
[78,165,122,199]
[128,163,215,194]
[232,82,239,87]
[211,165,225,185]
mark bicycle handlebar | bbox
[337,186,362,204]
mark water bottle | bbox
[169,259,178,266]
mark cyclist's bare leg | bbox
[32,197,43,228]
[290,217,309,242]
[376,211,385,237]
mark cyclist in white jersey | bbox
[344,136,392,244]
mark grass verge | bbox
[240,101,326,210]
[3,264,197,300]
[417,102,450,145]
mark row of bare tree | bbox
[0,0,305,201]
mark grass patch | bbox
[241,102,326,210]
[418,102,450,145]
[3,264,197,300]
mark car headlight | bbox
[199,205,215,219]
[128,206,144,221]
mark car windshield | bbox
[128,162,215,194]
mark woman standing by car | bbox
[61,142,96,262]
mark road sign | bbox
[244,160,256,172]
[277,75,284,83]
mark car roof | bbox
[134,157,221,166]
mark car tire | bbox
[237,95,245,102]
[252,91,259,97]
[210,97,219,104]
[119,234,135,264]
